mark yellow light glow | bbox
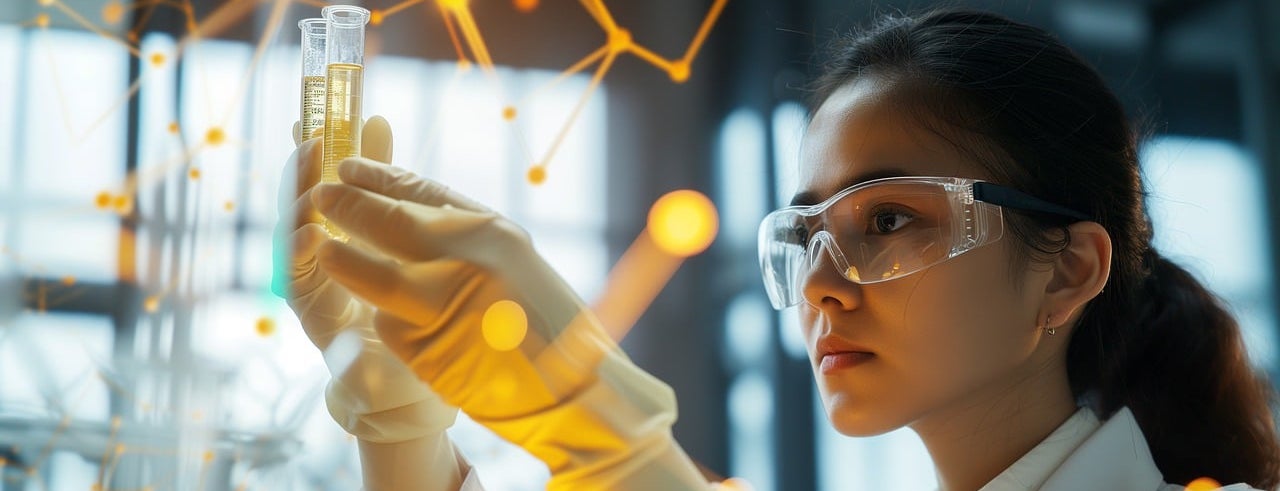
[167,121,179,134]
[718,477,756,491]
[111,195,132,214]
[370,10,384,26]
[223,200,235,212]
[514,0,538,13]
[149,52,165,67]
[34,13,50,28]
[188,168,201,180]
[502,106,517,121]
[668,60,690,83]
[205,127,226,146]
[608,28,632,53]
[1186,478,1222,491]
[526,165,546,185]
[482,300,527,351]
[94,191,112,209]
[102,1,123,24]
[647,190,718,257]
[255,317,275,337]
[61,275,75,286]
[437,0,467,12]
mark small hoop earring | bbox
[1044,314,1056,336]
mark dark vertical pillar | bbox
[1240,0,1280,382]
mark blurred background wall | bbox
[0,0,1275,489]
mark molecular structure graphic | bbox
[4,0,732,489]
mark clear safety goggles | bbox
[759,176,1091,310]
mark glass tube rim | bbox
[321,5,371,26]
[298,17,327,34]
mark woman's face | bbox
[798,77,1051,436]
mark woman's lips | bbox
[819,351,875,374]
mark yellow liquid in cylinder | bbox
[322,63,363,241]
[300,75,326,141]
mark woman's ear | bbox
[1041,221,1112,331]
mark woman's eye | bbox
[870,209,916,234]
[790,224,810,245]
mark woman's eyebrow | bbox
[788,168,909,207]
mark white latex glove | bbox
[310,158,712,490]
[275,118,467,490]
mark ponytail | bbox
[1069,249,1280,488]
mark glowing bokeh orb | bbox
[526,165,546,185]
[609,28,632,53]
[149,52,165,67]
[514,0,538,13]
[1186,478,1222,491]
[205,127,226,146]
[102,1,123,24]
[95,191,112,209]
[647,189,718,257]
[669,60,691,83]
[112,195,133,214]
[188,168,201,180]
[502,106,517,121]
[481,300,527,351]
[369,10,384,26]
[34,14,50,28]
[255,316,276,337]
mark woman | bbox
[278,8,1280,490]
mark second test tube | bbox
[321,5,370,241]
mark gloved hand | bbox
[310,158,712,490]
[275,118,467,490]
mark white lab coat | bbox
[977,406,1264,491]
[454,406,1266,490]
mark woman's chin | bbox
[823,395,902,437]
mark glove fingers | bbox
[361,115,393,164]
[315,238,425,321]
[368,308,429,375]
[291,222,329,269]
[313,183,500,264]
[285,188,324,232]
[317,240,492,325]
[336,158,490,213]
[277,139,322,217]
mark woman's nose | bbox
[800,238,863,312]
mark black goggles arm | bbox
[972,182,1092,222]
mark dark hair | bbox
[810,8,1280,489]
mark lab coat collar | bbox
[1038,406,1166,491]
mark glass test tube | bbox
[320,5,370,241]
[299,18,327,142]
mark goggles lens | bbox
[759,177,1004,309]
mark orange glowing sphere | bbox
[482,300,527,351]
[647,190,718,257]
[514,0,538,13]
[1186,478,1222,491]
[526,165,547,185]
